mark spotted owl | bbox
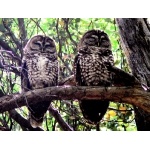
[21,35,58,128]
[74,29,114,125]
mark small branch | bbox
[49,105,73,131]
[0,61,20,76]
[2,19,22,50]
[56,18,62,55]
[55,19,73,75]
[63,18,77,47]
[58,54,73,74]
[0,85,149,113]
[0,39,21,63]
[30,19,46,35]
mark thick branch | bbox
[18,18,27,42]
[18,18,27,56]
[0,86,149,113]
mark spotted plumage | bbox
[21,35,58,127]
[74,29,114,125]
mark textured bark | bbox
[0,86,150,114]
[116,18,150,131]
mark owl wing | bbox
[74,54,82,85]
[21,58,31,92]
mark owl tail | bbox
[79,100,109,125]
[29,114,43,128]
[28,101,51,128]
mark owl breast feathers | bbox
[74,29,114,125]
[21,35,58,127]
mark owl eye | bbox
[45,43,55,50]
[34,42,41,47]
[45,44,52,49]
[43,45,55,54]
[89,38,95,42]
[31,41,42,50]
[100,39,110,48]
[100,36,107,42]
[101,39,107,42]
[85,37,97,46]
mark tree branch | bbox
[55,19,73,75]
[0,39,21,63]
[18,18,27,56]
[49,105,73,131]
[2,19,22,50]
[0,85,149,113]
[18,18,27,42]
[63,18,77,47]
[30,19,46,35]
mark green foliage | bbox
[0,18,136,131]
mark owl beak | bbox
[41,49,44,52]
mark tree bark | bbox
[116,18,150,131]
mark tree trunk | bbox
[116,18,150,131]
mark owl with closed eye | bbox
[21,35,58,128]
[74,30,114,126]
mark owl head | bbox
[23,35,56,54]
[78,29,111,50]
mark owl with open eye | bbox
[21,35,58,128]
[74,30,114,125]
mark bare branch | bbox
[0,60,20,76]
[18,18,27,56]
[2,19,22,50]
[55,18,73,75]
[30,18,46,35]
[18,18,27,42]
[0,39,21,63]
[49,105,73,131]
[0,85,149,113]
[58,55,73,75]
[63,18,77,47]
